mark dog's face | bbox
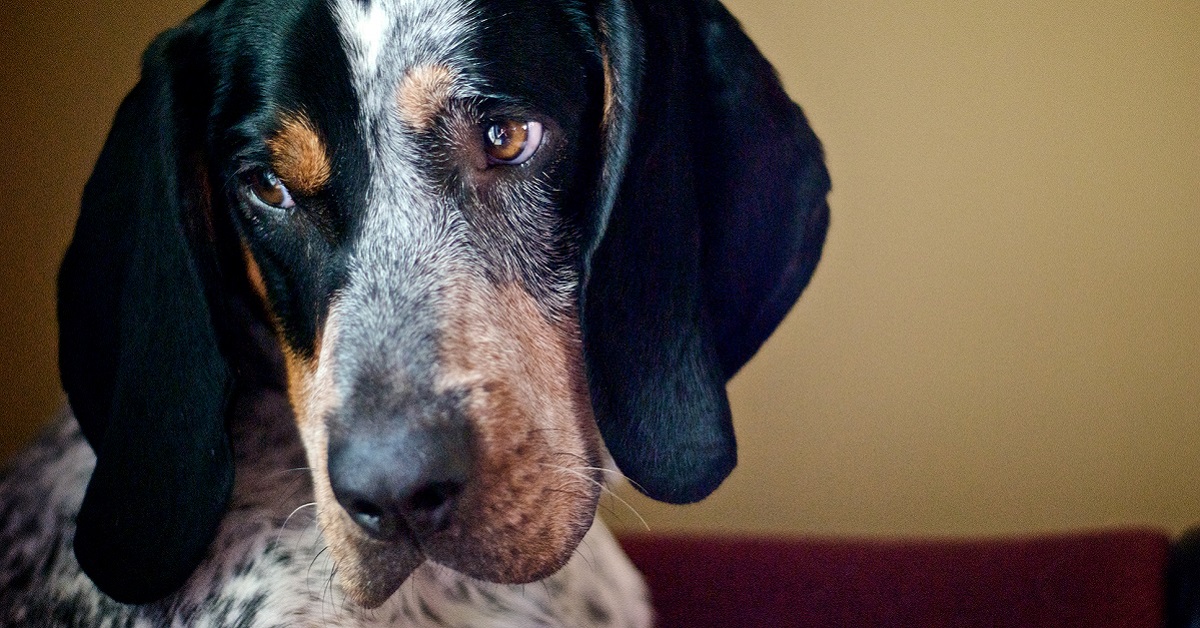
[216,0,605,604]
[58,0,830,608]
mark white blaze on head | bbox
[329,0,480,188]
[334,0,391,75]
[332,0,478,94]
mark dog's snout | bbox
[328,424,472,542]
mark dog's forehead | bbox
[326,0,594,101]
[328,0,480,170]
[211,0,597,141]
[331,0,474,78]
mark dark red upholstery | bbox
[620,529,1171,627]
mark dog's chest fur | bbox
[0,400,651,627]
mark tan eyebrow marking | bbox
[266,112,332,196]
[396,64,457,131]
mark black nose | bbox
[328,424,472,542]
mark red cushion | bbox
[620,529,1169,628]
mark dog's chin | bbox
[318,506,424,608]
[332,536,585,609]
[334,525,594,608]
[325,501,597,608]
[332,536,425,608]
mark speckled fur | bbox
[0,398,651,627]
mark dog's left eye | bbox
[245,170,295,209]
[484,120,543,165]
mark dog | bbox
[0,0,829,624]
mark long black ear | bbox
[583,0,830,504]
[57,11,233,604]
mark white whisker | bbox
[277,502,317,543]
[538,463,650,532]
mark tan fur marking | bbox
[241,244,269,304]
[396,65,456,131]
[433,280,601,582]
[282,308,337,456]
[266,113,331,196]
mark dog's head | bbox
[57,0,828,607]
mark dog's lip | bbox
[340,517,504,607]
[413,496,601,586]
[358,523,577,592]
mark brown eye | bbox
[483,120,543,165]
[246,170,295,209]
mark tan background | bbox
[1,1,1198,538]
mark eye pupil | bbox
[249,170,292,208]
[485,121,529,163]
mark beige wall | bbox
[2,1,1198,538]
[0,0,202,458]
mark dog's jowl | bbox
[0,0,829,624]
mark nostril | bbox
[404,481,463,533]
[408,481,461,513]
[328,421,473,542]
[346,498,388,538]
[330,471,468,541]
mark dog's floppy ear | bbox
[583,0,830,504]
[57,10,232,604]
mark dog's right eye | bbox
[245,170,295,209]
[483,120,543,166]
